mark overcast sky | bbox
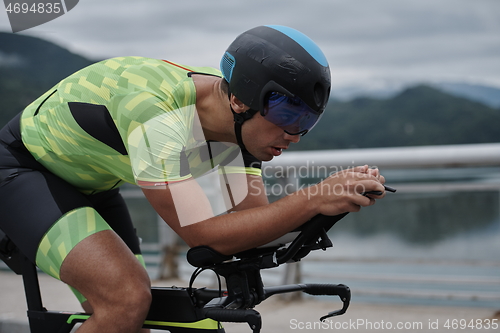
[1,0,499,98]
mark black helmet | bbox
[221,25,331,148]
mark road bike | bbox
[1,213,352,333]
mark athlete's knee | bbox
[90,279,151,330]
[121,278,152,311]
[81,275,151,312]
[104,273,152,314]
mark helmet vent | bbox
[313,82,325,107]
[221,52,236,82]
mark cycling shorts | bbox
[0,113,144,285]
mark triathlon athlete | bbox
[0,25,386,333]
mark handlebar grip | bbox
[304,284,351,300]
[204,308,262,332]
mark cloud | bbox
[1,0,499,92]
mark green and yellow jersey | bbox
[20,57,261,194]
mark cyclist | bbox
[0,25,386,333]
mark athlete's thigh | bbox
[0,169,96,263]
[59,228,150,307]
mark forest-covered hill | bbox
[0,32,94,125]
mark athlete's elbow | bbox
[187,239,230,256]
[180,231,218,252]
[179,221,239,256]
[181,233,206,250]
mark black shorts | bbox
[0,113,141,265]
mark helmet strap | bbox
[231,106,258,150]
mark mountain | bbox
[432,82,500,109]
[332,82,500,109]
[293,85,500,151]
[0,32,94,126]
[0,32,94,85]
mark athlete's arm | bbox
[142,165,385,255]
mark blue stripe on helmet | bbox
[266,25,328,67]
[220,52,236,82]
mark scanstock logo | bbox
[3,0,79,33]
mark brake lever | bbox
[301,284,351,322]
[319,298,350,321]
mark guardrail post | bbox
[157,216,180,280]
[279,170,303,301]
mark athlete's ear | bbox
[229,94,250,113]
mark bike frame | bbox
[0,213,352,333]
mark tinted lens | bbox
[263,93,321,135]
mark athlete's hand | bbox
[308,165,386,216]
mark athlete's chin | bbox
[256,153,274,163]
[250,152,272,162]
[255,149,276,162]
